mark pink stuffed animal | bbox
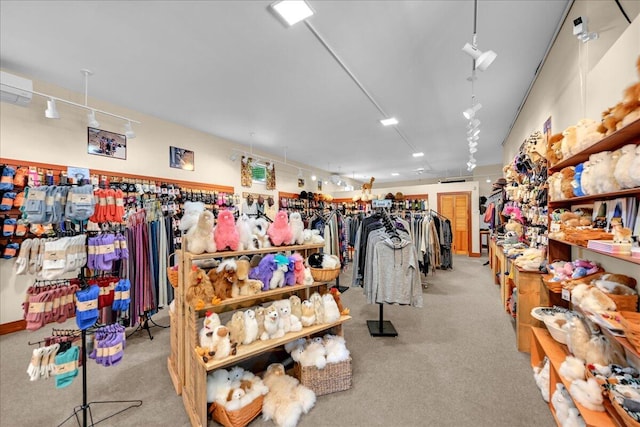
[267,211,292,246]
[292,253,305,285]
[214,210,240,251]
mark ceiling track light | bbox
[462,43,497,71]
[463,103,482,120]
[469,147,478,154]
[467,118,481,129]
[45,98,59,119]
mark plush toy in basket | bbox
[307,253,340,282]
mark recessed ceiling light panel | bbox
[270,0,314,27]
[391,172,399,176]
[380,117,398,126]
[412,152,424,158]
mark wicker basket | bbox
[167,253,179,288]
[309,267,340,283]
[619,311,640,353]
[293,358,352,396]
[609,394,640,427]
[208,395,263,427]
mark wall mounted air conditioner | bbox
[0,71,33,107]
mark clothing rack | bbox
[366,209,399,338]
[58,219,142,427]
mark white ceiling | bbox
[0,0,572,184]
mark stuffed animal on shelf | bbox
[269,254,289,289]
[255,306,268,341]
[185,210,217,254]
[225,311,246,347]
[547,133,564,166]
[214,210,240,251]
[289,212,305,245]
[572,163,585,197]
[300,300,315,327]
[559,355,585,382]
[274,299,302,333]
[211,325,234,360]
[263,304,284,339]
[309,292,324,325]
[236,214,256,251]
[614,144,638,189]
[252,217,271,249]
[533,358,550,402]
[234,257,263,297]
[302,229,325,244]
[611,218,633,244]
[198,311,222,358]
[268,211,293,246]
[261,363,316,427]
[560,125,577,159]
[208,259,236,301]
[595,151,622,194]
[186,266,218,309]
[570,378,604,412]
[580,158,596,196]
[322,293,341,323]
[329,287,349,315]
[303,267,314,286]
[547,172,562,201]
[284,255,297,286]
[290,253,306,285]
[289,295,302,320]
[630,144,640,188]
[575,118,603,152]
[242,309,259,345]
[551,383,576,425]
[559,166,575,200]
[250,254,277,292]
[179,201,205,233]
[579,287,616,314]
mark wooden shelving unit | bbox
[530,327,621,427]
[548,237,640,266]
[515,267,548,352]
[167,241,350,427]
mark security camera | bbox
[572,16,586,36]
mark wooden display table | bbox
[515,267,549,352]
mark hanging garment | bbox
[370,237,423,307]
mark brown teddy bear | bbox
[547,133,564,166]
[559,166,575,200]
[186,266,217,310]
[208,259,236,301]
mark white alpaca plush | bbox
[628,145,640,187]
[262,363,316,427]
[614,144,637,189]
[186,210,217,254]
[242,309,259,345]
[559,356,585,382]
[303,268,314,286]
[253,217,271,249]
[322,293,341,323]
[323,334,350,364]
[236,214,256,251]
[566,318,591,362]
[212,325,233,360]
[299,300,316,327]
[564,407,586,427]
[596,151,622,194]
[264,305,284,339]
[270,263,288,289]
[580,160,596,196]
[570,284,590,307]
[579,287,616,314]
[275,299,302,333]
[309,292,324,325]
[570,378,604,412]
[533,358,550,402]
[551,383,571,424]
[302,229,324,244]
[229,366,245,385]
[321,254,340,270]
[297,339,326,369]
[289,212,305,245]
[224,388,246,412]
[180,201,205,232]
[207,368,231,403]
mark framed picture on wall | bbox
[87,127,127,160]
[170,146,195,171]
[317,180,322,191]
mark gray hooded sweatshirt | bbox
[371,237,423,308]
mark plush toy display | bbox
[614,144,638,189]
[561,126,577,159]
[630,145,640,188]
[547,172,562,201]
[255,306,268,341]
[559,355,585,382]
[250,254,277,292]
[263,304,284,339]
[198,325,233,362]
[289,212,305,245]
[185,211,217,254]
[242,309,259,345]
[261,363,316,427]
[207,369,231,403]
[291,338,327,370]
[186,266,217,309]
[289,295,302,320]
[321,293,341,323]
[309,292,325,325]
[300,300,316,327]
[274,299,302,333]
[599,57,640,135]
[284,256,297,286]
[570,378,604,412]
[533,359,550,402]
[306,253,340,270]
[268,211,293,246]
[234,257,263,297]
[236,214,256,251]
[252,217,271,249]
[180,201,206,232]
[225,311,246,347]
[595,151,622,194]
[580,158,596,196]
[214,210,240,251]
[323,334,350,364]
[208,259,236,301]
[547,133,565,166]
[269,254,289,289]
[575,118,603,152]
[610,218,633,244]
[329,287,349,315]
[559,166,575,200]
[290,253,306,285]
[572,163,585,197]
[198,311,222,358]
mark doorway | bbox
[437,192,471,255]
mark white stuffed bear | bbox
[595,151,621,194]
[180,201,205,233]
[614,144,638,189]
[236,214,256,251]
[289,212,305,245]
[186,210,217,254]
[570,378,604,412]
[206,368,231,403]
[299,300,316,327]
[629,145,640,188]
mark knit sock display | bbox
[54,345,79,389]
[118,279,131,312]
[87,235,97,270]
[75,285,99,330]
[0,166,15,190]
[14,238,31,275]
[3,218,17,236]
[26,347,44,381]
[24,186,48,224]
[43,185,57,224]
[0,191,16,211]
[114,189,125,222]
[105,189,116,222]
[3,242,19,259]
[65,184,94,221]
[15,219,28,236]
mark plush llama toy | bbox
[242,309,259,345]
[300,300,315,327]
[322,293,341,323]
[180,201,205,233]
[214,210,239,251]
[291,253,306,285]
[289,212,305,245]
[186,210,217,254]
[262,363,316,427]
[252,217,271,249]
[208,259,237,301]
[235,257,263,297]
[614,144,638,189]
[250,254,278,291]
[199,311,222,357]
[284,255,297,286]
[268,211,292,246]
[236,214,256,251]
[269,254,289,289]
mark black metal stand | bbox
[367,303,398,337]
[333,276,349,294]
[127,310,168,341]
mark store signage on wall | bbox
[169,146,195,171]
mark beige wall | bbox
[502,1,640,281]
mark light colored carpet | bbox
[0,255,554,426]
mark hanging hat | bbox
[492,178,507,189]
[300,191,307,200]
[395,192,404,200]
[385,193,395,200]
